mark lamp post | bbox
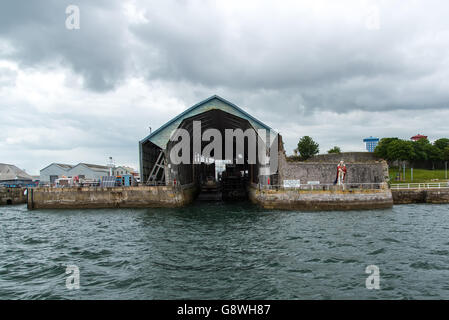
[444,161,447,180]
[403,162,406,181]
[108,156,115,176]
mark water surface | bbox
[1,203,448,299]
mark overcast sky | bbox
[1,0,449,174]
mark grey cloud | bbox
[0,0,129,91]
[0,67,17,87]
[1,0,449,173]
[2,0,449,112]
[127,0,449,113]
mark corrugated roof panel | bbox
[140,95,273,149]
[0,163,33,181]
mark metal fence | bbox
[390,182,449,190]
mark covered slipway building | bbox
[139,95,280,199]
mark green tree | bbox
[434,138,449,151]
[427,144,444,169]
[427,144,443,161]
[387,140,415,162]
[297,136,319,160]
[374,137,399,159]
[327,146,341,154]
[443,147,449,162]
[412,138,431,161]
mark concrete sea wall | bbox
[27,185,198,210]
[249,186,394,211]
[22,185,449,210]
[258,145,394,210]
[0,187,26,205]
[392,188,449,204]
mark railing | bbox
[255,182,387,191]
[390,182,449,190]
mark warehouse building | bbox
[40,163,74,184]
[139,95,279,200]
[0,163,33,186]
[67,163,110,180]
[40,162,110,184]
[113,166,137,176]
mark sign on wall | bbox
[283,180,301,188]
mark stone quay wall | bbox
[0,187,27,205]
[249,186,393,211]
[27,185,198,210]
[392,188,449,204]
[278,150,389,186]
[249,145,393,211]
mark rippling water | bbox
[1,202,449,299]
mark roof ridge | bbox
[140,95,273,146]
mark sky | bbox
[1,0,449,175]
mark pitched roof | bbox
[55,163,74,169]
[75,162,109,171]
[0,163,33,181]
[411,134,427,140]
[140,95,274,148]
[40,163,74,172]
[77,163,110,171]
[41,162,110,172]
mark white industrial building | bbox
[40,163,73,184]
[67,163,110,180]
[113,166,137,176]
[40,163,110,184]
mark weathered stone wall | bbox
[392,188,449,204]
[0,187,26,205]
[279,151,389,185]
[249,186,393,211]
[27,185,198,210]
[246,141,393,211]
[305,152,381,163]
